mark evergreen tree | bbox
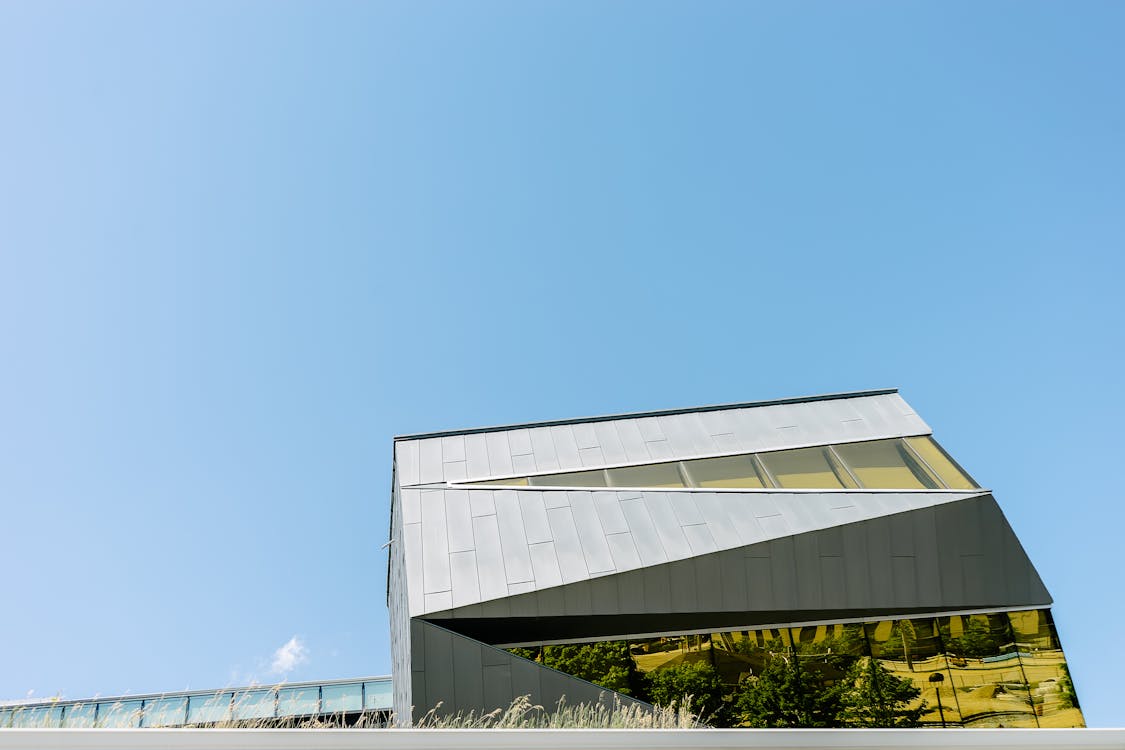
[734,652,844,727]
[645,661,730,726]
[837,657,926,727]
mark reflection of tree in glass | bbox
[645,662,730,726]
[734,652,844,728]
[941,618,1004,658]
[837,658,925,727]
[1059,664,1080,710]
[881,620,917,671]
[537,641,643,696]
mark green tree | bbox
[941,618,1003,658]
[539,641,642,696]
[645,662,731,726]
[734,652,844,728]
[837,657,925,727]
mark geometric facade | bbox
[388,390,1083,726]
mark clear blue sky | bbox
[1,0,1122,727]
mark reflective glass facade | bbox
[470,436,977,491]
[0,678,392,729]
[506,609,1083,728]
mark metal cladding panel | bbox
[431,495,1053,639]
[404,487,985,616]
[396,391,932,485]
[410,620,648,723]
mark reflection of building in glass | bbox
[389,390,1084,726]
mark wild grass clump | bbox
[414,694,704,729]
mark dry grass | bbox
[414,694,703,729]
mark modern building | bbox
[388,389,1084,727]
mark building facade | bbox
[388,390,1083,727]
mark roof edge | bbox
[394,388,900,441]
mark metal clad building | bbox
[389,390,1082,727]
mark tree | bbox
[538,641,642,696]
[836,657,926,727]
[645,662,731,726]
[734,652,844,728]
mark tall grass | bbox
[414,694,704,729]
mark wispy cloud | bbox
[269,636,309,676]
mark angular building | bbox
[388,389,1083,727]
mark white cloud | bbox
[269,636,309,675]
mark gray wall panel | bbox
[420,490,451,594]
[464,434,491,479]
[471,514,510,602]
[419,439,444,484]
[546,506,591,584]
[445,491,475,553]
[528,427,560,471]
[494,490,534,584]
[518,492,552,545]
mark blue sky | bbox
[1,0,1122,727]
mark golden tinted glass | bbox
[1006,610,1084,727]
[528,469,607,487]
[905,437,977,489]
[606,462,684,488]
[758,447,855,489]
[685,455,768,488]
[834,440,939,489]
[472,477,529,486]
[865,618,962,726]
[939,614,1037,727]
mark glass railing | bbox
[0,677,392,728]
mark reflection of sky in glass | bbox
[233,690,276,720]
[278,687,319,716]
[65,704,97,728]
[364,680,393,710]
[142,697,187,727]
[188,693,232,724]
[322,683,362,713]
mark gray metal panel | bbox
[494,490,534,584]
[568,491,615,574]
[694,493,742,549]
[528,427,560,471]
[549,425,581,469]
[419,438,444,484]
[543,490,570,510]
[484,432,514,477]
[508,428,534,457]
[470,514,509,604]
[546,506,590,584]
[615,420,652,463]
[464,434,491,479]
[512,453,537,474]
[396,441,420,488]
[404,522,424,616]
[594,493,630,534]
[572,422,599,450]
[442,435,466,463]
[683,523,718,556]
[469,489,496,517]
[401,488,422,525]
[606,532,642,571]
[644,494,693,559]
[528,541,564,589]
[619,497,667,566]
[450,550,482,609]
[420,491,451,594]
[442,494,1051,627]
[518,492,552,545]
[593,422,628,465]
[445,491,475,554]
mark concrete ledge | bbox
[1,728,1123,750]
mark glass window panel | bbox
[277,687,319,717]
[1007,610,1085,727]
[363,680,393,710]
[142,697,188,727]
[12,706,50,728]
[758,447,849,489]
[939,614,1036,727]
[606,463,684,488]
[321,684,362,713]
[0,709,12,728]
[63,704,96,728]
[905,437,977,489]
[864,618,962,726]
[472,477,529,486]
[232,690,275,721]
[187,693,232,725]
[834,440,939,489]
[685,455,767,488]
[528,470,606,487]
[97,700,142,728]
